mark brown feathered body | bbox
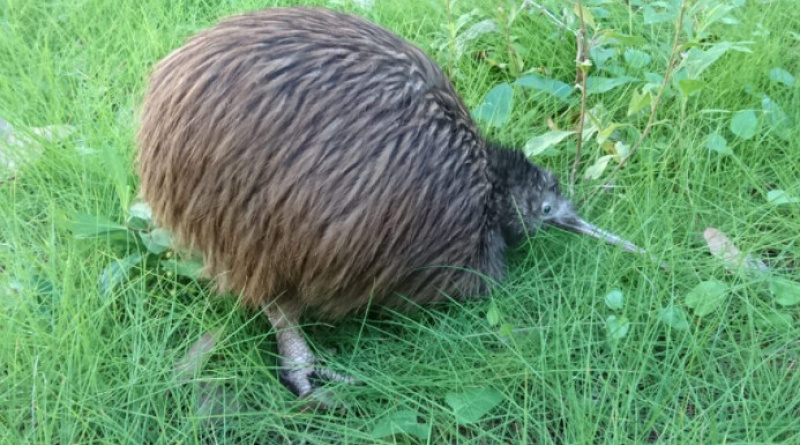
[137,7,558,321]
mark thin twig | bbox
[569,1,590,190]
[501,3,520,78]
[573,3,589,87]
[522,0,576,33]
[589,0,689,198]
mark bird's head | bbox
[489,145,645,254]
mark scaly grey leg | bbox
[263,303,356,399]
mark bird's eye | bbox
[542,203,552,215]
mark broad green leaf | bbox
[139,228,173,255]
[581,110,600,141]
[455,19,499,55]
[624,49,651,69]
[513,74,573,100]
[498,323,513,336]
[628,89,652,116]
[755,311,794,332]
[671,66,689,85]
[598,140,615,158]
[4,271,56,309]
[658,305,690,331]
[604,30,647,46]
[445,387,504,425]
[704,132,732,155]
[473,83,514,128]
[99,253,143,299]
[523,130,575,157]
[769,68,794,86]
[678,79,705,98]
[769,278,800,307]
[596,123,629,145]
[453,9,481,32]
[585,76,637,94]
[606,315,630,339]
[685,280,728,317]
[584,155,614,180]
[730,110,757,139]
[643,72,664,86]
[128,202,152,222]
[370,410,429,440]
[613,141,630,159]
[161,258,205,279]
[590,46,616,69]
[486,302,501,326]
[70,213,129,239]
[766,189,800,206]
[127,216,150,231]
[604,289,624,310]
[683,42,752,79]
[128,202,153,230]
[696,3,742,32]
[127,202,153,230]
[761,96,791,138]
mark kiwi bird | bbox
[136,6,645,399]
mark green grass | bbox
[2,0,799,443]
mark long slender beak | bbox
[549,214,647,255]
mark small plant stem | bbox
[569,0,590,191]
[501,4,519,78]
[590,0,688,198]
[444,0,456,78]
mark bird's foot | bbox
[279,362,358,398]
[279,358,360,413]
[265,304,358,410]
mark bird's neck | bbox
[485,144,527,185]
[484,143,525,236]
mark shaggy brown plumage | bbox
[136,6,643,399]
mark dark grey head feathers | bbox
[487,145,574,245]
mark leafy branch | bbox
[589,0,689,198]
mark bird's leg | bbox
[263,303,357,399]
[264,303,316,397]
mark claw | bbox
[278,366,315,398]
